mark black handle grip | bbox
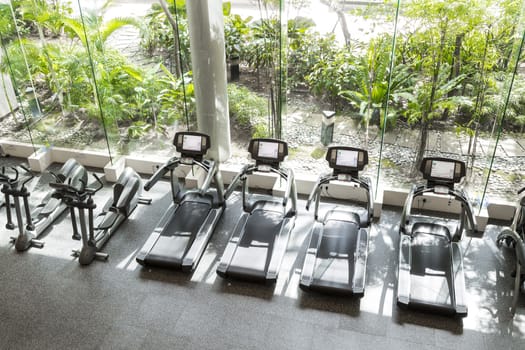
[144,166,170,191]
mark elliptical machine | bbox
[50,167,149,265]
[299,146,373,296]
[1,165,35,247]
[6,158,87,252]
[496,188,525,315]
[2,159,87,251]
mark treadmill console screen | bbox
[430,160,455,180]
[182,134,203,152]
[420,157,465,184]
[257,141,279,159]
[335,149,358,168]
[248,138,288,163]
[173,131,210,156]
[326,146,368,173]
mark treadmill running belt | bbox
[145,201,211,267]
[312,220,359,289]
[227,209,284,280]
[410,232,453,307]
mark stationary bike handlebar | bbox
[0,165,34,188]
[50,173,103,198]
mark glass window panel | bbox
[371,0,516,207]
[481,0,525,204]
[225,0,287,166]
[87,0,193,159]
[0,0,37,148]
[0,0,115,156]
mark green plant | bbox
[306,45,358,110]
[228,84,268,126]
[17,0,72,37]
[138,0,190,75]
[63,1,138,54]
[310,147,325,159]
[223,2,252,61]
[340,35,413,142]
[252,122,270,138]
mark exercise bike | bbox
[496,187,525,315]
[50,167,149,265]
[8,158,87,251]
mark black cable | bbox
[77,1,113,165]
[172,0,189,131]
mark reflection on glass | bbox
[1,0,525,208]
[0,0,36,148]
[98,0,193,158]
[481,6,525,203]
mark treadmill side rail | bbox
[299,223,324,289]
[266,216,295,281]
[182,206,224,271]
[451,242,468,315]
[136,203,178,265]
[397,234,412,305]
[216,212,250,276]
[351,228,369,294]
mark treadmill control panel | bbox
[420,157,465,184]
[173,132,211,157]
[327,146,368,173]
[249,138,288,165]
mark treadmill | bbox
[216,138,297,283]
[299,146,373,296]
[397,157,477,317]
[136,131,225,272]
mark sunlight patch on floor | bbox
[116,249,140,271]
[360,286,394,317]
[191,252,218,284]
[283,271,300,299]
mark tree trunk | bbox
[414,25,447,173]
[336,8,351,48]
[320,0,351,48]
[159,0,182,78]
[468,30,491,172]
[450,34,464,86]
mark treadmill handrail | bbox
[402,185,478,239]
[224,164,254,199]
[192,159,217,195]
[307,173,373,222]
[144,158,180,191]
[269,167,297,213]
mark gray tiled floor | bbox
[0,162,524,349]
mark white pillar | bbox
[186,0,231,162]
[0,50,18,118]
